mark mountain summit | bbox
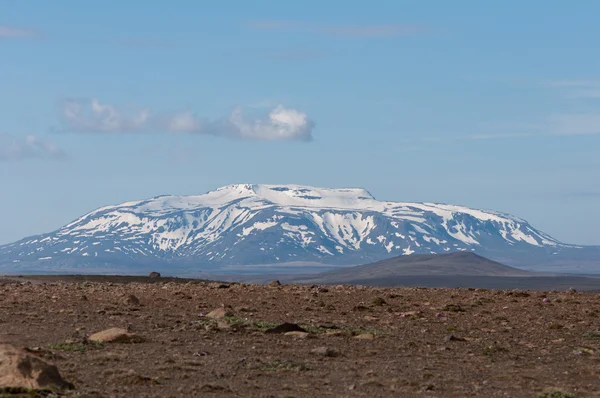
[1,184,598,273]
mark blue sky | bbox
[1,0,600,245]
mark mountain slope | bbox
[0,184,597,273]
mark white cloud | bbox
[61,99,150,133]
[0,134,66,161]
[58,99,315,141]
[168,111,203,133]
[0,25,34,38]
[222,105,313,141]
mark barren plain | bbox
[1,275,600,397]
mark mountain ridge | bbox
[1,183,598,274]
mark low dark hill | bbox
[297,252,533,284]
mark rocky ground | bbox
[1,276,600,397]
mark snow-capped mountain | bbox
[1,184,598,274]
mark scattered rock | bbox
[206,306,234,320]
[265,323,308,334]
[284,331,311,339]
[445,335,466,342]
[119,369,159,385]
[399,311,422,318]
[354,333,375,340]
[88,328,144,343]
[442,304,465,312]
[372,297,387,306]
[361,380,385,388]
[236,306,257,313]
[200,383,231,393]
[148,272,161,278]
[217,321,232,330]
[0,344,73,390]
[124,294,140,306]
[311,346,339,357]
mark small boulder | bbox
[354,333,375,340]
[124,294,140,306]
[148,272,161,278]
[0,344,73,391]
[284,331,311,339]
[264,323,308,334]
[88,328,144,343]
[371,297,387,306]
[268,280,282,287]
[311,346,339,357]
[216,321,232,330]
[445,334,466,342]
[206,306,234,320]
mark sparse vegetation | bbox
[47,340,104,352]
[583,330,600,339]
[442,304,465,312]
[298,324,325,334]
[482,343,508,356]
[537,389,577,398]
[260,360,310,372]
[223,316,247,326]
[253,321,280,331]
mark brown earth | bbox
[1,275,600,397]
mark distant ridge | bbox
[296,252,534,284]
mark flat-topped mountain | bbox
[1,184,598,274]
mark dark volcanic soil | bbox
[1,276,600,397]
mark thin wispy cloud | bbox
[548,113,600,135]
[247,20,425,38]
[57,99,315,142]
[405,119,600,149]
[456,132,539,141]
[454,117,600,141]
[266,49,328,61]
[547,79,600,99]
[563,191,600,199]
[113,37,177,49]
[547,79,600,87]
[0,134,66,161]
[0,25,34,38]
